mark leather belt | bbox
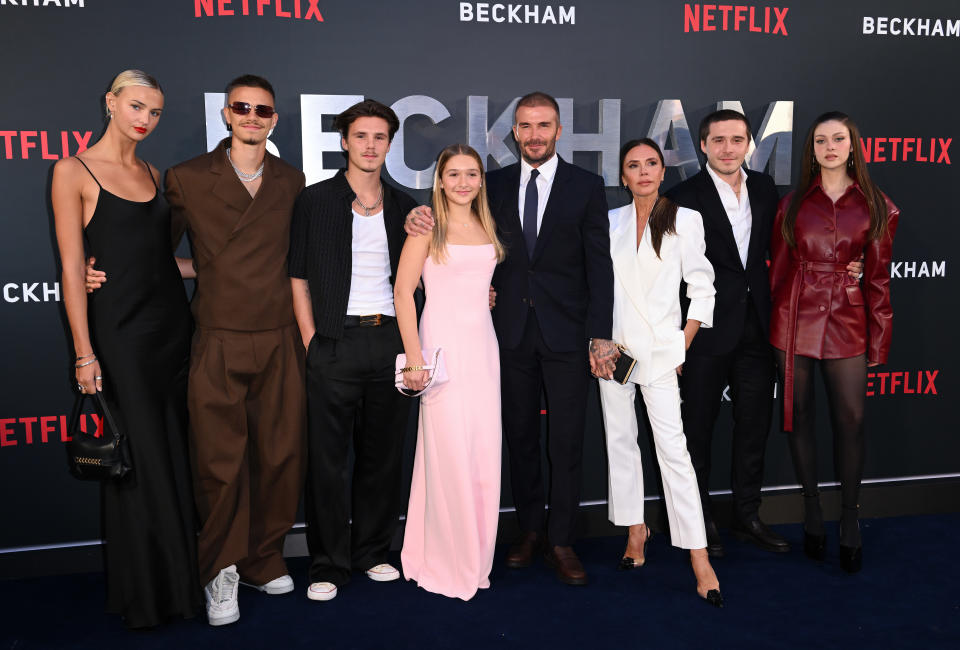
[782,260,850,431]
[344,314,394,328]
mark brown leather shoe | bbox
[545,545,588,585]
[505,532,542,568]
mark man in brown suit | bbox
[167,75,306,626]
[85,75,305,626]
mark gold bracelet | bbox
[401,365,426,373]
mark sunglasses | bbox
[228,102,276,118]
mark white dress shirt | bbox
[346,209,396,316]
[517,153,559,234]
[706,163,751,268]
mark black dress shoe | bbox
[705,520,725,558]
[803,531,826,561]
[839,544,862,574]
[731,519,790,553]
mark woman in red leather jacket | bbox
[769,111,898,574]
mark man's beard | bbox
[520,140,555,165]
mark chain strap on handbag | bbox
[394,347,449,397]
[65,391,132,481]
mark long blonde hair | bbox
[429,144,505,263]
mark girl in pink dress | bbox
[394,144,505,600]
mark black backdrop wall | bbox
[1,0,956,554]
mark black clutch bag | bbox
[612,345,638,385]
[65,391,131,481]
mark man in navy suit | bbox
[406,92,616,585]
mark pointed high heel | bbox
[618,525,651,570]
[839,544,862,574]
[692,549,722,607]
[700,588,724,608]
[839,505,862,574]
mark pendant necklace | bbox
[354,185,384,216]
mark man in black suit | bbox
[406,92,616,585]
[665,109,788,557]
[289,99,417,602]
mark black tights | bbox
[774,351,866,546]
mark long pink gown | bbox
[401,243,502,601]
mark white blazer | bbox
[608,202,716,385]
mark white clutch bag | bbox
[394,348,448,397]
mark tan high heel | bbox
[618,524,651,570]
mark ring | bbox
[77,383,84,392]
[94,375,103,380]
[857,272,864,280]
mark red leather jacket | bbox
[769,176,898,430]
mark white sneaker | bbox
[365,563,400,582]
[306,581,338,601]
[204,565,240,626]
[241,574,294,595]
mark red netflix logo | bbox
[866,370,938,397]
[0,414,102,448]
[684,4,788,35]
[0,130,92,160]
[860,137,951,164]
[194,0,323,21]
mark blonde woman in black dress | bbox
[51,70,201,628]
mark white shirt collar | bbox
[520,153,559,184]
[705,162,747,195]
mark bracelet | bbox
[401,365,426,373]
[75,352,95,361]
[75,357,97,368]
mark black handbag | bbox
[65,391,132,481]
[611,344,638,385]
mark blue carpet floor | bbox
[2,514,958,649]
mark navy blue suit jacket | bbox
[487,156,613,352]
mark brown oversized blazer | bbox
[168,138,306,331]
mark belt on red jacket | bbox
[782,260,850,431]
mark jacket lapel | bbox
[230,152,283,236]
[531,157,569,264]
[209,144,253,221]
[696,170,741,265]
[610,204,650,322]
[382,182,406,280]
[744,171,767,268]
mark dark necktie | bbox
[523,169,540,258]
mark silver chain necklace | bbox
[226,147,264,182]
[354,185,384,216]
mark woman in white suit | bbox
[600,138,722,607]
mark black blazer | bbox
[288,170,417,340]
[487,157,613,352]
[665,168,779,356]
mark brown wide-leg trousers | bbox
[188,324,306,585]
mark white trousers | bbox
[598,370,707,549]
